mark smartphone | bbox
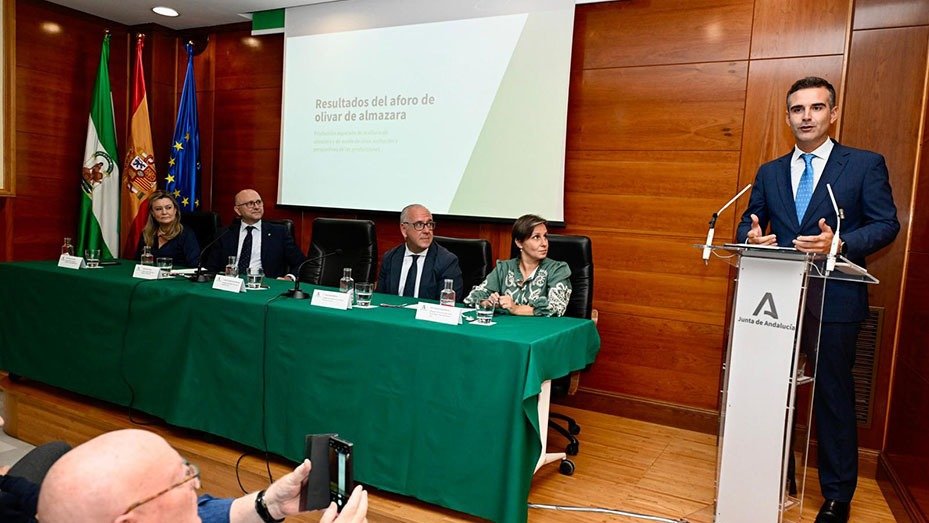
[328,436,354,511]
[300,434,355,512]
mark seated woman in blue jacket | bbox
[465,214,571,317]
[134,190,200,267]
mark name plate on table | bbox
[132,264,161,280]
[310,289,352,310]
[212,275,244,293]
[58,254,85,270]
[415,303,463,326]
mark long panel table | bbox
[0,261,600,522]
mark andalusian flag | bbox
[121,34,157,257]
[166,42,201,211]
[77,33,119,259]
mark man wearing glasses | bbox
[377,204,462,301]
[209,189,306,279]
[37,429,368,523]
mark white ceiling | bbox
[44,0,341,30]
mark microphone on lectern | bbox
[702,184,752,264]
[284,249,343,299]
[825,183,842,275]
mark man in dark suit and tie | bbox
[210,189,306,280]
[737,77,899,523]
[378,204,462,300]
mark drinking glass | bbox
[246,267,264,289]
[476,301,495,325]
[84,249,100,268]
[225,256,238,277]
[356,282,373,307]
[157,257,173,278]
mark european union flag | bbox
[166,42,200,211]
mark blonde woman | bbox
[134,190,200,267]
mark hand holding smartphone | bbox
[300,434,355,512]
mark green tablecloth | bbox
[0,261,600,522]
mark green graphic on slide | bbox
[448,10,571,221]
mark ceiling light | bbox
[152,6,179,17]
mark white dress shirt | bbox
[790,138,835,197]
[397,246,427,298]
[236,220,262,271]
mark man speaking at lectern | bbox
[737,77,899,523]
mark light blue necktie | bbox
[795,153,815,223]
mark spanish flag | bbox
[121,34,157,258]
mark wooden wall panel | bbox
[750,0,850,59]
[11,0,128,261]
[572,0,752,69]
[854,0,929,30]
[567,61,747,151]
[582,311,724,410]
[842,26,927,449]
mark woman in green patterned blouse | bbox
[464,214,572,317]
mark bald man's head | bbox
[39,429,200,523]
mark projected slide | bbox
[278,6,573,221]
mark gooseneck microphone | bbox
[825,183,842,275]
[703,184,752,264]
[284,248,343,299]
[190,226,232,283]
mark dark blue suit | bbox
[377,242,462,301]
[737,140,899,501]
[209,220,305,279]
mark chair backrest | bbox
[180,211,221,248]
[511,233,593,319]
[433,236,493,299]
[263,218,296,244]
[303,218,378,287]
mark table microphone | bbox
[190,227,232,283]
[284,248,343,299]
[703,184,752,264]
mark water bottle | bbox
[339,267,355,307]
[140,245,155,266]
[439,278,456,306]
[61,237,74,256]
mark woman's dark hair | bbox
[512,214,547,244]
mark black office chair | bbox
[264,218,296,243]
[433,236,493,301]
[180,211,221,247]
[512,233,595,456]
[302,218,378,287]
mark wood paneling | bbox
[843,26,927,450]
[567,61,747,151]
[572,0,752,69]
[854,0,929,30]
[750,0,850,59]
[11,0,129,260]
[582,311,724,409]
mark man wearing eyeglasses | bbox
[209,189,306,279]
[37,429,368,523]
[377,204,462,301]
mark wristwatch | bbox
[255,489,285,523]
[840,240,848,255]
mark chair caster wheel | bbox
[568,424,580,436]
[566,441,579,456]
[559,459,575,476]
